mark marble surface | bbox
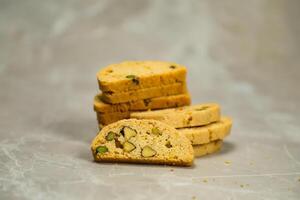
[0,0,300,199]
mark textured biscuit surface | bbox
[91,119,194,166]
[96,112,130,125]
[101,83,187,104]
[94,93,191,113]
[97,61,186,92]
[193,140,223,157]
[178,117,232,145]
[130,103,220,128]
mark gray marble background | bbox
[0,0,299,199]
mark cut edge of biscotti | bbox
[94,93,191,113]
[130,103,221,128]
[178,116,232,145]
[97,61,187,93]
[96,112,130,125]
[91,119,194,166]
[193,140,223,157]
[101,82,187,104]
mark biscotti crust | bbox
[97,61,187,93]
[130,103,221,128]
[178,117,232,145]
[96,112,131,125]
[91,119,194,166]
[94,93,191,113]
[101,83,187,104]
[193,140,223,157]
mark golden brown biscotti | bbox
[193,140,223,157]
[97,61,187,93]
[130,103,220,128]
[94,93,191,113]
[91,119,194,166]
[101,83,187,104]
[178,117,232,145]
[96,112,130,125]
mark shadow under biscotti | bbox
[217,141,236,155]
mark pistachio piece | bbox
[123,141,136,152]
[142,146,157,157]
[114,139,123,149]
[165,141,172,148]
[143,99,151,107]
[151,127,161,136]
[104,90,114,95]
[96,146,108,154]
[125,75,139,85]
[121,126,137,140]
[105,131,116,141]
[195,106,209,111]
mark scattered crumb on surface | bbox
[202,179,208,183]
[170,169,174,172]
[192,196,196,200]
[240,184,244,188]
[224,160,231,165]
[298,178,300,182]
[249,162,254,165]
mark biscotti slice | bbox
[130,103,220,128]
[178,117,232,145]
[97,61,187,93]
[102,83,187,104]
[193,140,223,157]
[96,112,130,125]
[91,119,194,166]
[94,93,191,113]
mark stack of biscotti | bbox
[93,61,191,126]
[130,104,232,157]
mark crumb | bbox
[192,196,196,200]
[202,179,208,183]
[224,160,231,165]
[240,184,244,188]
[249,162,254,165]
[298,178,300,182]
[245,184,250,187]
[170,169,174,172]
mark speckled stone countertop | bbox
[0,0,299,199]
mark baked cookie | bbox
[94,93,191,113]
[193,140,223,157]
[130,103,220,128]
[96,112,130,125]
[178,117,232,145]
[91,119,194,166]
[101,83,187,104]
[97,61,186,93]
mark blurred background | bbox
[0,0,299,199]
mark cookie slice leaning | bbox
[130,103,220,128]
[94,93,191,113]
[91,119,194,166]
[101,82,187,104]
[178,117,232,145]
[94,93,191,125]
